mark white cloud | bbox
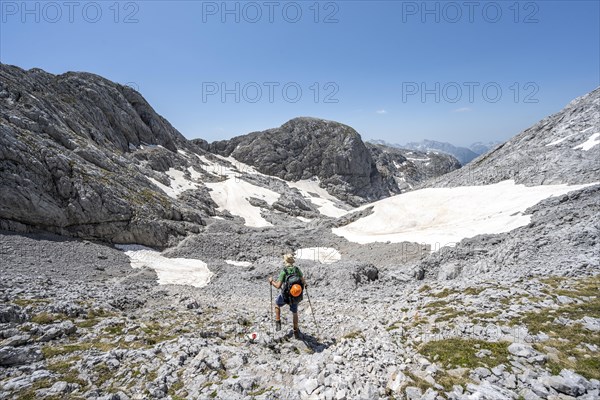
[376,109,387,114]
[453,107,472,113]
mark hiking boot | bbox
[275,320,281,331]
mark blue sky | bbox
[1,1,599,146]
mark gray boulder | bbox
[0,346,42,366]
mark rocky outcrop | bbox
[366,143,462,191]
[0,64,210,247]
[209,117,399,206]
[428,87,600,188]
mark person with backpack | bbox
[268,253,306,339]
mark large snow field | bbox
[332,180,596,248]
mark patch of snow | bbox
[573,132,600,151]
[296,216,312,222]
[392,161,402,169]
[406,157,430,162]
[147,168,199,199]
[294,247,341,264]
[546,132,578,146]
[177,149,189,157]
[217,155,260,175]
[332,180,597,249]
[187,166,202,180]
[115,245,212,287]
[197,155,230,177]
[287,178,350,218]
[225,260,253,267]
[205,177,280,227]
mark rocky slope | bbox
[1,231,599,400]
[0,64,217,247]
[427,88,600,188]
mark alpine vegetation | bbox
[1,64,599,400]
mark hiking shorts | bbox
[276,294,298,313]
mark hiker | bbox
[268,253,306,339]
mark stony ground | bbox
[1,231,599,400]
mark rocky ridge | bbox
[427,88,600,188]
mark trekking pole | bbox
[305,287,320,338]
[269,282,274,335]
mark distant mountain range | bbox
[368,139,502,165]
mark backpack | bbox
[282,267,304,305]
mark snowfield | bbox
[332,180,597,248]
[115,245,213,287]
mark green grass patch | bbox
[431,288,456,298]
[77,318,101,328]
[386,323,401,332]
[418,285,431,293]
[42,342,115,358]
[424,300,450,309]
[168,380,184,396]
[31,312,66,325]
[434,309,467,323]
[103,322,126,335]
[463,287,485,296]
[510,275,600,380]
[342,330,365,340]
[419,338,510,369]
[248,386,273,397]
[13,298,50,307]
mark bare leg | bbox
[293,312,299,338]
[275,306,282,331]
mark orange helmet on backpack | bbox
[290,283,303,297]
